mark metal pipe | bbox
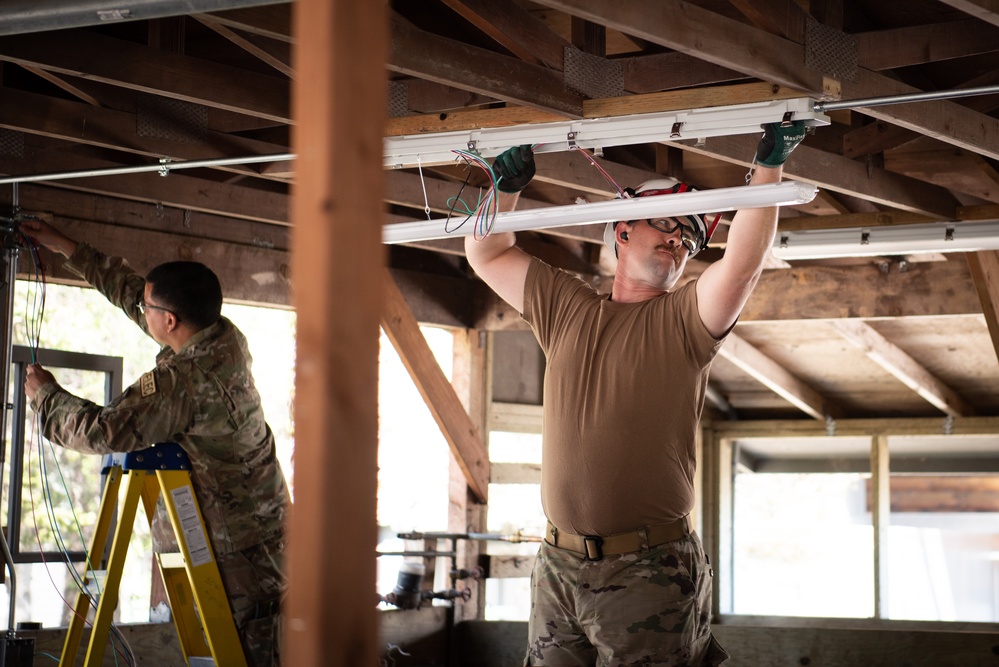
[0,153,296,186]
[0,0,291,36]
[814,84,999,113]
[0,222,20,633]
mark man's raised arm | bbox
[696,121,806,338]
[463,146,537,314]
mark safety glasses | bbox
[644,217,701,254]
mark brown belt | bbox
[545,516,691,561]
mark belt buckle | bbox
[583,536,603,561]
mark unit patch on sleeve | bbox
[140,371,158,397]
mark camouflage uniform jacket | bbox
[30,243,290,557]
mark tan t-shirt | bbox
[523,258,724,536]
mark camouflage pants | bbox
[217,535,285,667]
[525,532,729,666]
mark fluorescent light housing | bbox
[772,220,999,260]
[383,180,818,244]
[384,98,830,168]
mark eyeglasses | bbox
[644,218,701,254]
[629,184,706,255]
[138,300,175,317]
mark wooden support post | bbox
[871,434,890,619]
[449,328,489,621]
[701,425,734,616]
[286,1,386,665]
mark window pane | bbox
[376,327,453,600]
[733,472,874,617]
[889,503,999,622]
[485,431,544,622]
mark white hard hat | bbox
[603,178,711,257]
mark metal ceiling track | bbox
[3,86,997,186]
[385,98,831,169]
[0,0,291,35]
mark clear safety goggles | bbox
[644,217,702,254]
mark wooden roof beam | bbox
[0,85,289,180]
[0,145,289,225]
[381,272,490,502]
[193,14,293,78]
[843,69,999,163]
[194,6,292,42]
[830,320,977,417]
[718,333,841,421]
[0,31,291,122]
[622,52,746,94]
[439,0,570,69]
[857,19,999,70]
[678,134,959,218]
[529,0,837,98]
[727,0,806,41]
[388,12,585,118]
[966,251,999,362]
[936,0,999,29]
[536,0,999,164]
[743,261,983,322]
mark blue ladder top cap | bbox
[122,442,191,471]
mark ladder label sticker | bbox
[171,485,213,567]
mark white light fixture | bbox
[772,219,999,260]
[384,98,830,168]
[383,180,818,244]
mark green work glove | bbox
[494,145,535,193]
[755,120,807,167]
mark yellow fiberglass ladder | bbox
[60,442,247,667]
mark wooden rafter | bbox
[886,147,999,204]
[381,272,490,502]
[936,0,999,29]
[966,250,999,361]
[727,0,806,41]
[193,14,293,78]
[0,31,291,122]
[842,120,919,159]
[678,134,959,218]
[718,333,840,420]
[388,12,584,117]
[0,85,288,179]
[857,19,999,70]
[830,320,976,417]
[743,261,983,322]
[0,146,289,225]
[440,0,570,69]
[529,0,836,97]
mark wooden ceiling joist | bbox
[388,12,585,117]
[743,261,983,322]
[966,250,999,361]
[439,0,570,70]
[936,0,999,29]
[830,320,977,417]
[529,0,836,98]
[193,14,294,78]
[0,31,291,122]
[718,333,841,420]
[0,85,289,178]
[679,135,959,218]
[381,272,490,502]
